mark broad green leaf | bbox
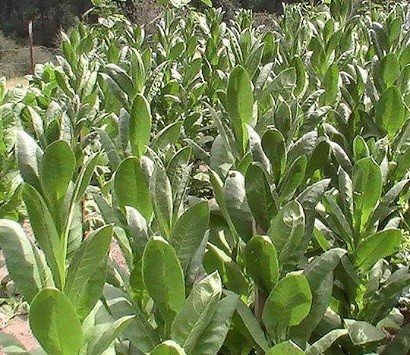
[354,229,402,272]
[261,129,286,185]
[291,248,347,342]
[379,53,400,88]
[130,94,152,157]
[143,236,185,323]
[322,63,340,105]
[150,340,186,355]
[245,164,276,232]
[171,272,222,352]
[375,86,406,139]
[150,164,173,237]
[40,140,75,208]
[170,201,209,271]
[245,235,279,294]
[64,225,113,319]
[344,319,385,346]
[16,131,43,192]
[114,157,152,221]
[226,66,252,154]
[29,288,83,355]
[268,201,305,264]
[278,156,307,203]
[266,341,305,354]
[87,315,134,355]
[23,184,65,289]
[305,329,348,355]
[0,220,53,302]
[353,158,382,232]
[188,292,239,355]
[262,274,312,339]
[224,171,253,242]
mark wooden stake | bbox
[28,20,34,75]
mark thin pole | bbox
[28,20,34,75]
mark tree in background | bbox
[0,0,91,46]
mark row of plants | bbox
[0,0,409,353]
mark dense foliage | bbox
[0,0,410,353]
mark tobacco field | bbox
[0,0,409,353]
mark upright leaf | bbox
[64,225,113,320]
[40,140,75,208]
[129,94,152,157]
[353,158,382,233]
[114,157,152,221]
[171,272,222,353]
[170,201,209,271]
[143,237,185,323]
[29,288,83,355]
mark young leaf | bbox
[0,220,53,302]
[352,157,382,233]
[87,315,134,355]
[150,164,173,238]
[150,340,187,355]
[245,235,279,294]
[262,274,312,339]
[245,164,276,232]
[29,288,84,355]
[143,236,185,323]
[129,94,152,157]
[114,157,152,221]
[188,292,239,355]
[64,225,113,320]
[40,140,75,208]
[226,66,253,154]
[266,341,305,355]
[171,272,222,352]
[170,201,209,271]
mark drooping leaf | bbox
[305,329,348,355]
[0,220,53,302]
[29,288,83,355]
[344,319,385,346]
